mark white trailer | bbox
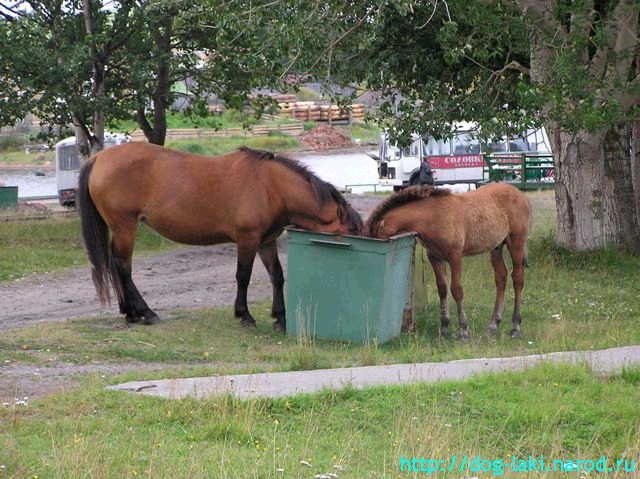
[56,133,130,206]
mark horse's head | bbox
[311,184,363,235]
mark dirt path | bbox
[0,244,278,331]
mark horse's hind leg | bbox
[258,240,286,332]
[449,254,469,341]
[506,235,527,337]
[488,245,508,334]
[110,224,159,325]
[428,254,450,338]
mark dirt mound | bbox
[300,125,353,151]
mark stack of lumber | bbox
[278,101,365,122]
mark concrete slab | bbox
[108,345,640,400]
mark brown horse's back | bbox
[370,183,529,257]
[457,183,529,255]
[88,143,277,245]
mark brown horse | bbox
[78,142,362,331]
[365,183,530,339]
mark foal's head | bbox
[365,185,450,238]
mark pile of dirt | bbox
[299,125,353,151]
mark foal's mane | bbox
[365,185,451,236]
[240,147,363,233]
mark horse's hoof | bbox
[440,328,450,339]
[510,328,521,338]
[125,314,141,324]
[486,325,499,335]
[459,331,470,342]
[240,317,257,328]
[142,312,160,325]
[272,320,286,332]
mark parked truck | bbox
[374,124,551,190]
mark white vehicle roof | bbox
[55,133,130,149]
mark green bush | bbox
[0,134,26,151]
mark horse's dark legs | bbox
[507,235,527,337]
[234,240,259,327]
[258,241,286,332]
[428,254,450,338]
[449,254,469,341]
[110,226,159,325]
[488,245,507,334]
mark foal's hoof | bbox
[486,325,499,335]
[272,319,286,333]
[459,332,470,343]
[240,317,257,328]
[440,327,450,339]
[510,328,521,338]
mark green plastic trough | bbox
[0,186,18,209]
[286,228,416,344]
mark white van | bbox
[375,124,551,190]
[56,133,130,206]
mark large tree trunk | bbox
[549,123,640,252]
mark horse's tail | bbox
[77,158,123,305]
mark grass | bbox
[0,218,176,281]
[0,149,53,166]
[166,134,300,157]
[350,121,381,144]
[1,364,640,478]
[110,110,297,133]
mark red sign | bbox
[426,155,484,169]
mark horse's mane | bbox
[365,185,451,236]
[240,147,363,233]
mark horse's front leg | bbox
[234,238,260,327]
[449,254,469,341]
[258,240,286,332]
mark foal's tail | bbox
[77,158,123,305]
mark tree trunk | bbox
[549,123,640,253]
[136,16,173,145]
[632,119,640,227]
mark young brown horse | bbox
[365,183,530,339]
[78,142,362,331]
